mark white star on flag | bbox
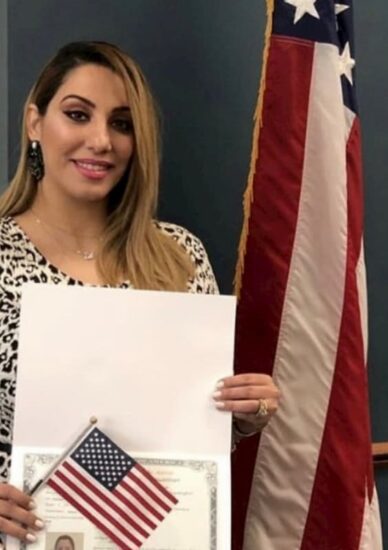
[339,42,355,84]
[284,0,320,24]
[335,3,350,16]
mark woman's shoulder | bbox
[0,217,20,291]
[155,220,219,294]
[0,216,12,234]
[0,216,19,249]
[155,220,205,251]
[0,216,28,254]
[0,216,40,286]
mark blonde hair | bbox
[0,41,194,290]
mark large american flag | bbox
[232,1,382,549]
[47,427,178,550]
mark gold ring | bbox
[255,398,269,418]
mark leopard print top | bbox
[0,216,218,483]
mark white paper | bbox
[9,284,236,549]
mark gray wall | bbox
[2,0,388,545]
[356,3,388,442]
[355,3,388,543]
[0,0,7,185]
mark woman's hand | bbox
[0,483,44,543]
[213,373,280,435]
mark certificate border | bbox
[23,453,218,550]
[139,457,218,550]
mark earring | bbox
[27,140,44,181]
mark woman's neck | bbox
[30,187,108,240]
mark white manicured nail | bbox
[212,391,222,399]
[26,533,37,542]
[28,499,36,510]
[215,401,226,409]
[216,380,224,389]
[35,518,45,529]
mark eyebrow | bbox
[60,94,130,113]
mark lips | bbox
[72,159,114,180]
[73,158,114,170]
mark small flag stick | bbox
[28,416,98,496]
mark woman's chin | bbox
[65,183,115,203]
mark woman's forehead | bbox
[53,64,129,108]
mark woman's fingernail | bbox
[212,391,222,399]
[215,401,226,409]
[28,499,36,510]
[34,518,45,529]
[26,532,37,542]
[216,380,224,389]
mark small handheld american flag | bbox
[46,427,178,550]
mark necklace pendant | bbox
[82,251,95,261]
[77,250,95,261]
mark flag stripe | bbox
[301,115,371,549]
[356,241,368,366]
[232,34,315,550]
[62,461,149,538]
[52,468,143,547]
[359,488,383,550]
[119,479,165,521]
[112,484,158,529]
[48,479,139,550]
[66,457,157,530]
[129,468,172,513]
[135,462,178,504]
[235,35,315,377]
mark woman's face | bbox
[55,540,74,550]
[27,63,134,204]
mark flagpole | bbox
[28,416,98,496]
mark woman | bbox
[54,534,75,550]
[0,41,279,543]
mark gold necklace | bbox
[31,212,101,261]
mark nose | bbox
[86,120,112,153]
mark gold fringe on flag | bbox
[234,0,275,298]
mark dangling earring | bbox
[27,140,44,181]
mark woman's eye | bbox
[112,118,133,134]
[64,110,89,122]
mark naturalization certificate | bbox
[12,450,220,550]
